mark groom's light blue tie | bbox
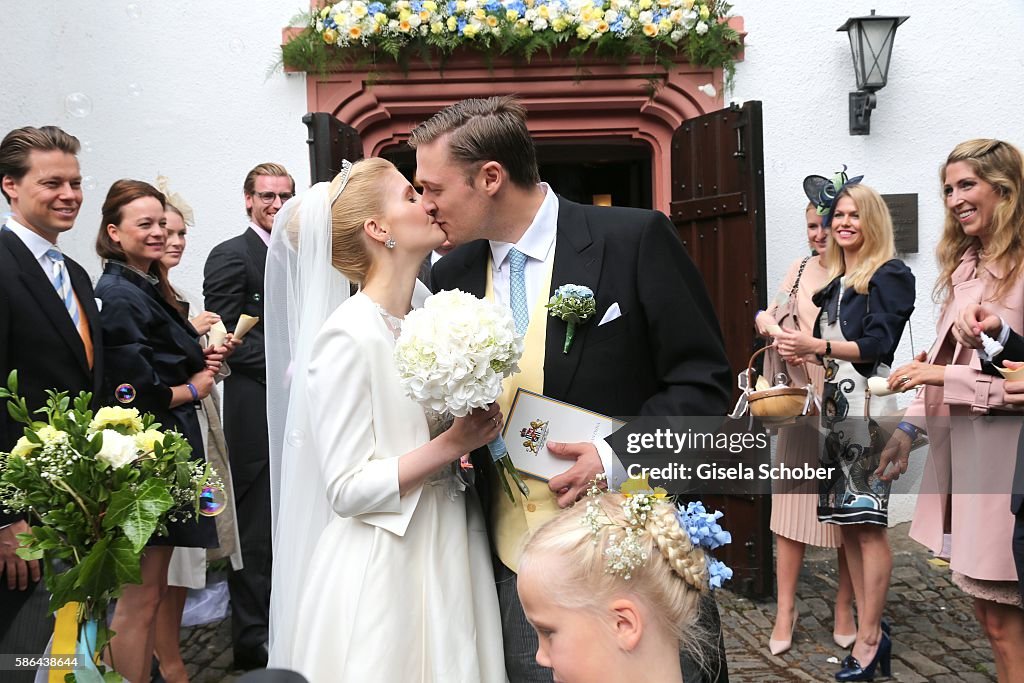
[46,247,80,326]
[508,247,529,335]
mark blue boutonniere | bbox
[546,284,596,353]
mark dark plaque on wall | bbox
[882,193,918,254]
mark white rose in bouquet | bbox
[96,429,141,469]
[395,290,528,500]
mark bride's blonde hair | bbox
[282,157,396,286]
[518,493,712,662]
[329,157,395,284]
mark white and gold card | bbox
[503,389,623,482]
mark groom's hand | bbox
[547,441,605,508]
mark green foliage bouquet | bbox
[0,371,219,679]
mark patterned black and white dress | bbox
[812,261,915,527]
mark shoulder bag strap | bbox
[789,256,812,297]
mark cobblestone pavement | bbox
[180,522,997,682]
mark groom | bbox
[412,96,732,682]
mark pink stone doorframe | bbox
[294,20,742,214]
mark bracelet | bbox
[895,421,919,440]
[186,383,199,402]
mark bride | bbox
[264,157,507,682]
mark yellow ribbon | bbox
[49,601,79,682]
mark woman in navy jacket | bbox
[94,179,224,683]
[775,176,914,682]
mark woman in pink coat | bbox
[878,139,1024,683]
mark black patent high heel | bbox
[834,631,891,682]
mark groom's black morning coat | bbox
[432,196,732,504]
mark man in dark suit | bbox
[0,125,103,680]
[411,96,732,682]
[203,162,294,670]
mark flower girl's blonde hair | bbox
[518,492,714,663]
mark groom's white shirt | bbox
[483,184,619,483]
[487,182,558,311]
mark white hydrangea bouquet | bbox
[394,289,528,501]
[0,371,219,679]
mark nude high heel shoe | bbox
[833,607,857,648]
[768,606,797,656]
[833,632,857,649]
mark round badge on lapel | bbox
[115,383,136,404]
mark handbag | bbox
[732,256,819,424]
[742,346,819,425]
[763,256,812,388]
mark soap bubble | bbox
[287,429,306,447]
[64,93,93,118]
[199,486,227,517]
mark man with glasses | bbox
[204,162,294,671]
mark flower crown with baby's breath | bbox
[582,474,733,589]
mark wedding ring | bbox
[899,375,910,385]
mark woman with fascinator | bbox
[876,140,1024,683]
[755,198,855,656]
[264,158,506,681]
[774,169,914,681]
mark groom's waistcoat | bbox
[486,253,559,572]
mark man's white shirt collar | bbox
[489,183,558,268]
[5,217,57,263]
[248,221,272,247]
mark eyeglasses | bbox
[252,191,294,204]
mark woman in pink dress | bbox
[755,202,855,655]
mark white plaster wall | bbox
[3,1,1023,524]
[0,1,310,299]
[731,0,1024,524]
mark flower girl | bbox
[517,482,732,683]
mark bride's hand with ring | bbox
[887,351,943,391]
[446,403,503,457]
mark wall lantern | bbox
[837,10,908,135]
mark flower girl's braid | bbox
[519,484,731,662]
[647,503,709,591]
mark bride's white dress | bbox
[287,292,506,682]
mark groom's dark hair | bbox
[409,95,540,189]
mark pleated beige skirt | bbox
[769,363,841,548]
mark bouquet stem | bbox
[485,435,530,502]
[563,321,577,354]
